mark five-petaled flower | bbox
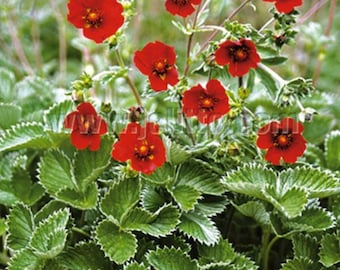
[256,117,306,165]
[215,38,261,77]
[165,0,202,17]
[134,41,179,91]
[263,0,303,14]
[67,0,124,43]
[182,79,230,124]
[64,102,108,151]
[111,122,166,175]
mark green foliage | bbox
[147,247,199,270]
[0,2,339,270]
[319,233,340,267]
[223,164,340,218]
[95,220,137,264]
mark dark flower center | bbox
[78,114,98,134]
[273,130,293,149]
[229,46,249,62]
[152,59,173,80]
[134,141,155,161]
[84,8,103,28]
[199,94,217,111]
[173,0,189,6]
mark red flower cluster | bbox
[182,79,230,124]
[111,122,166,175]
[67,0,124,43]
[64,102,108,151]
[165,0,202,18]
[256,118,306,165]
[263,0,303,14]
[134,41,179,91]
[215,39,261,77]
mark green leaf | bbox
[164,136,191,165]
[7,203,34,251]
[30,208,70,259]
[38,149,75,195]
[58,242,113,270]
[44,100,74,132]
[303,114,333,145]
[232,201,270,226]
[143,163,174,185]
[263,185,308,218]
[124,262,149,270]
[278,167,340,198]
[170,185,201,211]
[0,218,6,236]
[292,234,319,259]
[0,103,21,129]
[319,234,340,267]
[8,248,45,270]
[178,210,220,246]
[198,238,236,264]
[95,220,137,264]
[73,137,112,191]
[121,204,180,237]
[0,67,15,102]
[194,197,228,217]
[281,257,317,270]
[34,201,67,224]
[147,247,198,270]
[0,122,52,152]
[11,167,45,206]
[255,65,280,99]
[223,164,277,199]
[176,161,224,195]
[287,207,335,232]
[325,130,340,171]
[141,184,167,212]
[223,164,340,218]
[0,181,19,206]
[56,182,98,210]
[261,56,288,66]
[100,178,141,224]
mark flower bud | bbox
[298,107,317,123]
[128,106,145,122]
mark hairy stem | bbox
[262,234,279,270]
[114,50,143,107]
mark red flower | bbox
[134,41,179,91]
[256,118,307,165]
[263,0,303,13]
[111,122,166,175]
[165,0,202,17]
[182,79,230,124]
[67,0,124,43]
[64,102,108,151]
[215,39,261,77]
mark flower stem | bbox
[262,234,279,270]
[183,1,202,76]
[114,50,143,107]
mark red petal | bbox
[88,135,102,151]
[64,111,78,130]
[265,147,283,165]
[215,41,233,66]
[280,117,304,133]
[76,102,97,115]
[70,131,90,150]
[149,73,169,91]
[182,85,204,117]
